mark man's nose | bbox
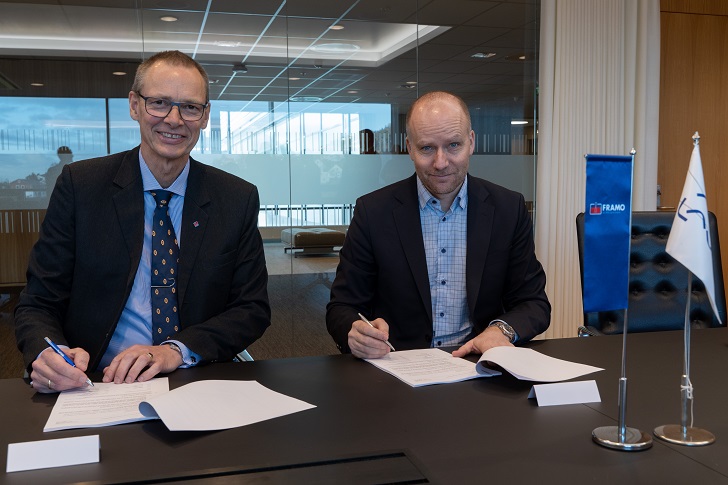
[164,105,184,124]
[433,148,448,169]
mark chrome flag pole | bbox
[654,133,716,446]
[592,149,652,451]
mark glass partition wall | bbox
[0,0,539,359]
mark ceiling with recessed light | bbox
[0,0,538,114]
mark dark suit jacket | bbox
[326,174,550,353]
[15,147,271,371]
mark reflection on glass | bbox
[1,94,535,225]
[0,98,107,209]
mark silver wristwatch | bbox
[164,342,183,357]
[163,342,191,364]
[488,320,516,343]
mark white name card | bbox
[528,380,601,407]
[6,435,100,472]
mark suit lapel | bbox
[466,176,493,317]
[393,175,432,321]
[112,148,145,290]
[177,159,210,306]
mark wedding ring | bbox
[48,379,52,390]
[147,352,154,360]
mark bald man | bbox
[327,91,550,359]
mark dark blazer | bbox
[15,147,271,371]
[326,174,550,353]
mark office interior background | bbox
[0,0,726,378]
[0,0,539,374]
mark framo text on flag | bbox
[582,154,633,313]
[666,141,722,323]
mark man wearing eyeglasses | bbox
[15,50,271,393]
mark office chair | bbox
[576,211,726,335]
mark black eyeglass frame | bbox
[136,92,209,121]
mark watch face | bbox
[493,322,514,342]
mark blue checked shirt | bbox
[417,176,472,347]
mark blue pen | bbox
[44,337,94,387]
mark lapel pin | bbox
[193,221,199,228]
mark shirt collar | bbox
[416,175,468,212]
[138,152,189,197]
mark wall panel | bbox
[659,0,728,286]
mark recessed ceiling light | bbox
[289,96,322,102]
[329,25,345,31]
[214,41,244,48]
[208,79,219,84]
[347,90,358,94]
[112,71,126,76]
[30,82,44,87]
[160,16,178,22]
[400,84,416,89]
[310,43,360,53]
[518,55,527,60]
[511,120,528,125]
[405,81,417,85]
[289,77,301,81]
[471,52,496,59]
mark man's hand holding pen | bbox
[30,343,92,394]
[348,314,395,359]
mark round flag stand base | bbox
[654,424,715,446]
[592,426,653,451]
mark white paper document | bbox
[477,347,603,382]
[44,378,169,432]
[528,380,601,406]
[365,348,501,387]
[43,378,315,433]
[6,435,100,472]
[138,380,316,431]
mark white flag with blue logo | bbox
[666,142,722,323]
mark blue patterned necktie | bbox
[150,190,180,344]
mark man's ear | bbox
[129,91,140,121]
[200,102,210,129]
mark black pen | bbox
[358,313,396,351]
[44,337,94,387]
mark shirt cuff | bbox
[162,340,201,367]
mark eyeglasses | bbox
[136,92,208,121]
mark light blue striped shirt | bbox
[417,176,472,347]
[98,153,200,370]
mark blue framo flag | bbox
[583,154,634,312]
